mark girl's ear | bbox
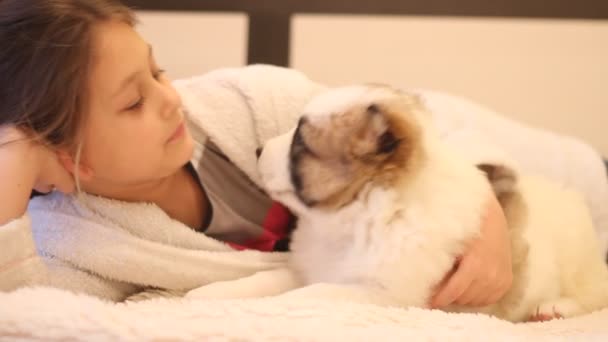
[57,150,94,182]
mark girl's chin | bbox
[171,133,195,166]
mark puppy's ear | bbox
[477,163,518,197]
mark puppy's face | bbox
[258,85,426,213]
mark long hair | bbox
[0,0,135,150]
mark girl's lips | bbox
[167,122,185,143]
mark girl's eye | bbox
[153,68,166,80]
[126,97,144,111]
[122,68,166,112]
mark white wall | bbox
[136,12,248,78]
[292,15,608,157]
[136,11,608,156]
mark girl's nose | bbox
[159,84,182,119]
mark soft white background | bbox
[136,12,608,156]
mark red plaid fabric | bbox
[226,201,293,251]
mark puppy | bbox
[257,85,608,322]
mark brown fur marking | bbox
[291,87,426,210]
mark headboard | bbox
[123,0,608,67]
[122,0,608,156]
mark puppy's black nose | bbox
[255,147,263,159]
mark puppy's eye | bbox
[377,131,400,154]
[367,104,380,114]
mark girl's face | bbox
[79,20,194,188]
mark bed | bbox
[125,0,608,157]
[123,0,608,67]
[5,1,608,340]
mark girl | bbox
[2,0,604,307]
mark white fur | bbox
[504,175,608,321]
[257,86,608,322]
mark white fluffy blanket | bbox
[2,287,608,341]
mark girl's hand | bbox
[0,126,74,224]
[430,193,513,308]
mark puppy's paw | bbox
[527,308,563,322]
[527,298,583,322]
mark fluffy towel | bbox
[26,191,288,301]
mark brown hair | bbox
[0,0,135,150]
